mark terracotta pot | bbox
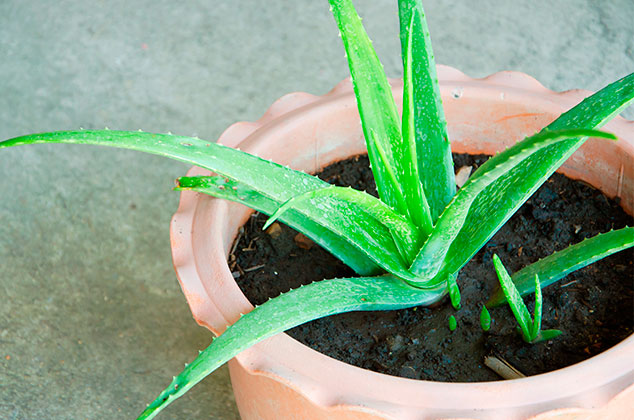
[170,66,634,420]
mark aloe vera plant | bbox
[1,0,633,418]
[492,255,562,343]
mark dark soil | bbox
[233,154,633,382]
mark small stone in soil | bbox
[294,233,314,250]
[265,222,282,238]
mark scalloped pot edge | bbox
[170,65,634,420]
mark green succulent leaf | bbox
[398,0,455,221]
[399,5,433,234]
[532,329,563,343]
[179,174,412,277]
[493,254,534,343]
[329,0,419,223]
[0,130,383,275]
[447,272,461,310]
[177,175,383,274]
[437,72,634,283]
[531,275,543,341]
[448,315,457,331]
[0,130,325,198]
[136,275,444,420]
[262,185,422,263]
[480,305,491,332]
[409,129,616,284]
[488,227,634,307]
[493,256,563,344]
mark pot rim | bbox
[170,65,634,418]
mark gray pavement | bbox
[0,1,632,419]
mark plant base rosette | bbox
[170,66,634,420]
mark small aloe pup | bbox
[1,0,633,418]
[492,255,562,344]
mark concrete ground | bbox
[0,1,632,419]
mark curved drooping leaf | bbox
[436,72,634,282]
[179,177,417,278]
[177,175,382,274]
[0,130,325,198]
[398,0,455,222]
[408,129,616,284]
[0,130,383,274]
[329,0,419,223]
[487,227,634,307]
[136,275,445,420]
[263,185,421,263]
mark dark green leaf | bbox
[532,329,563,343]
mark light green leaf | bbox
[177,176,382,275]
[408,129,616,284]
[0,130,379,275]
[480,305,491,332]
[262,184,422,263]
[448,315,457,331]
[530,275,542,341]
[447,272,461,310]
[493,255,533,342]
[437,72,634,283]
[329,0,414,221]
[136,275,444,419]
[398,0,455,221]
[399,6,432,234]
[488,227,634,307]
[181,175,420,276]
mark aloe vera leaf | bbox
[493,255,532,342]
[530,275,542,341]
[532,329,562,343]
[0,130,328,200]
[400,7,433,234]
[0,130,385,274]
[408,129,616,283]
[438,73,634,282]
[262,185,421,263]
[447,272,461,310]
[136,275,445,420]
[487,227,634,307]
[180,177,417,280]
[366,129,410,216]
[398,0,455,221]
[448,315,457,331]
[329,0,414,220]
[480,305,491,331]
[177,175,381,275]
